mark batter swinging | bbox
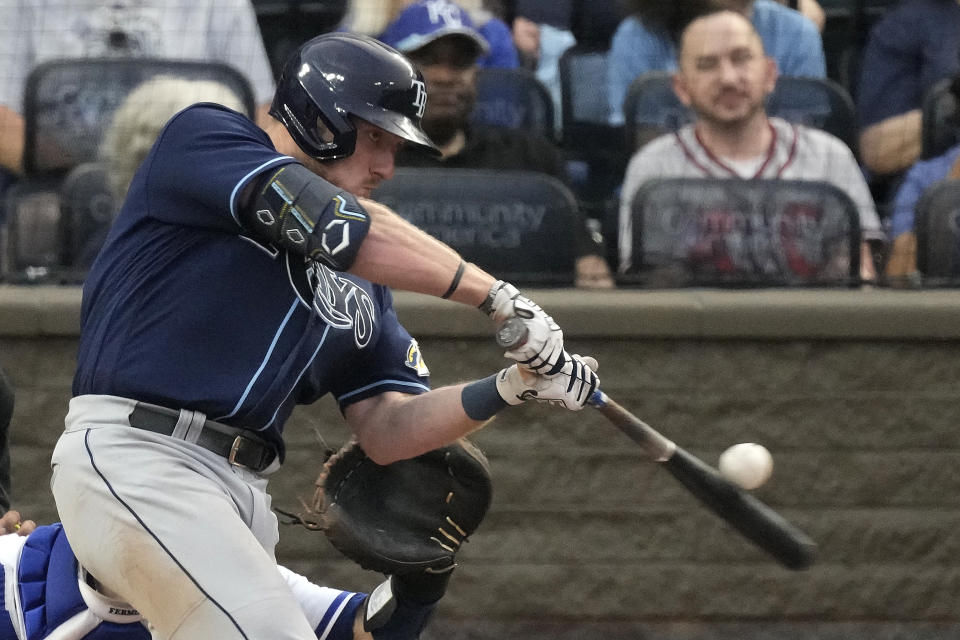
[49,33,597,640]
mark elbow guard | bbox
[242,163,370,271]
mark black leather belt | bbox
[128,402,277,472]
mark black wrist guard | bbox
[242,163,370,271]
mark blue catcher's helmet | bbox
[270,32,438,161]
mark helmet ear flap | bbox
[304,70,358,159]
[272,70,358,161]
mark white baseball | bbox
[718,443,773,490]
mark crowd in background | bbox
[1,0,959,289]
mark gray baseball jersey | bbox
[0,0,275,110]
[617,117,884,272]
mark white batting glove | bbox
[480,280,565,375]
[495,354,599,411]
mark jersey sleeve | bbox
[276,565,365,640]
[331,287,431,410]
[142,104,296,232]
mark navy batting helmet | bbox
[270,32,438,161]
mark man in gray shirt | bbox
[617,8,883,279]
[0,0,276,176]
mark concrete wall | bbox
[3,285,960,639]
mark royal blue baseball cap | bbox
[379,0,490,59]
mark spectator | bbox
[617,9,883,280]
[882,146,960,282]
[776,0,825,31]
[499,0,622,127]
[884,69,960,282]
[340,0,398,35]
[477,17,521,68]
[0,0,275,177]
[101,77,247,202]
[607,0,826,125]
[503,0,625,52]
[857,0,960,179]
[352,0,520,69]
[379,0,519,68]
[881,67,960,283]
[380,0,615,288]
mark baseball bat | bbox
[495,318,817,570]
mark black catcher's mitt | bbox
[292,438,492,575]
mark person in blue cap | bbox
[379,0,615,288]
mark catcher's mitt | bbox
[292,438,492,575]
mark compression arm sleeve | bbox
[239,163,371,271]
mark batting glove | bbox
[480,280,565,375]
[495,354,599,411]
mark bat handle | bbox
[588,389,607,407]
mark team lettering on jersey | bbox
[309,261,377,348]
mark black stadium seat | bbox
[622,177,862,287]
[22,58,256,175]
[473,67,555,140]
[1,177,65,283]
[915,178,960,283]
[372,168,581,286]
[59,162,119,272]
[921,79,959,161]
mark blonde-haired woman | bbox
[101,76,245,200]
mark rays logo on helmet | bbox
[404,339,430,377]
[412,79,427,119]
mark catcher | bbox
[0,439,491,639]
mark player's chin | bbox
[356,184,379,198]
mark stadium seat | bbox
[557,45,629,265]
[920,79,958,161]
[1,177,65,283]
[620,72,691,151]
[558,45,622,152]
[623,73,859,152]
[621,177,862,287]
[22,58,256,175]
[914,178,960,283]
[59,162,118,274]
[473,67,555,140]
[372,168,580,285]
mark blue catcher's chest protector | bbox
[16,524,148,640]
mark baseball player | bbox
[0,512,400,639]
[48,32,598,640]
